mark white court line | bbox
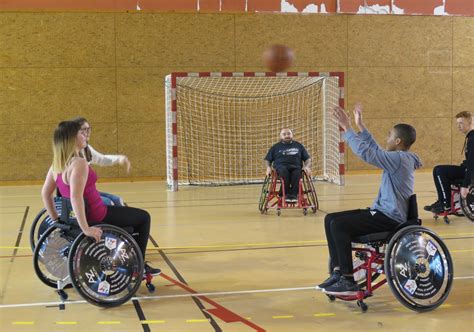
[1,277,473,309]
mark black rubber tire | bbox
[384,226,453,312]
[68,224,144,308]
[33,225,74,289]
[30,208,47,252]
[460,186,474,222]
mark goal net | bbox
[165,72,345,191]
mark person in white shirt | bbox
[72,117,131,206]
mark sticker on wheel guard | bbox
[426,240,437,257]
[98,280,111,295]
[404,279,417,295]
[105,237,117,250]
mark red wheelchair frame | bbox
[258,169,318,216]
[431,181,464,224]
[324,195,454,312]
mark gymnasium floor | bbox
[0,172,473,331]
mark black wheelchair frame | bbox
[32,197,155,308]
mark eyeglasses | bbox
[80,127,92,134]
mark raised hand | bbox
[333,106,351,132]
[353,103,366,132]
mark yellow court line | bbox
[440,304,453,308]
[0,240,326,251]
[272,315,294,319]
[151,240,327,250]
[314,313,336,317]
[438,232,474,237]
[140,320,165,324]
[0,246,30,250]
[12,322,34,325]
[97,321,121,325]
[1,233,473,252]
[186,319,209,323]
[56,322,78,325]
[451,249,474,253]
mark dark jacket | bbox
[461,130,474,187]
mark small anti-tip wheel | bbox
[443,216,450,224]
[146,282,155,293]
[57,290,68,301]
[277,210,281,216]
[326,294,336,302]
[433,214,439,220]
[303,208,307,216]
[357,300,368,312]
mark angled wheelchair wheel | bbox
[30,197,62,251]
[460,187,474,222]
[302,172,318,213]
[384,226,453,312]
[68,224,144,308]
[33,224,76,289]
[259,175,271,213]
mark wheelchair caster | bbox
[443,216,450,224]
[433,215,438,221]
[357,300,368,312]
[326,294,336,302]
[277,209,281,216]
[303,208,307,216]
[57,290,68,301]
[146,282,155,293]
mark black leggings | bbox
[433,165,466,208]
[324,209,399,275]
[101,206,151,260]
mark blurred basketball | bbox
[263,44,295,72]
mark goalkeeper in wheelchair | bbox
[264,128,312,203]
[317,103,422,295]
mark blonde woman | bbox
[41,121,160,275]
[72,117,129,206]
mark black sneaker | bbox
[144,263,161,276]
[323,276,360,295]
[285,195,295,203]
[431,201,449,214]
[315,270,341,290]
[423,201,440,212]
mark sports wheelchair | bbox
[325,195,453,312]
[30,193,125,251]
[259,170,318,216]
[429,180,474,224]
[33,197,156,308]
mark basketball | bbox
[263,44,295,72]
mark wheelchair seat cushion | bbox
[352,218,421,244]
[352,232,391,244]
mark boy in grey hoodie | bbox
[317,103,422,295]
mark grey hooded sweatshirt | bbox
[343,128,422,224]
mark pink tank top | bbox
[56,166,107,224]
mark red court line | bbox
[159,272,265,331]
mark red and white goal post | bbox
[165,72,345,191]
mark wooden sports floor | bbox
[0,172,473,331]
